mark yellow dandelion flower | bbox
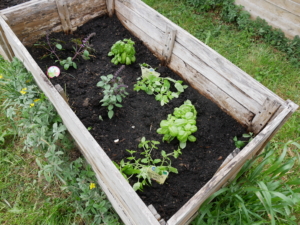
[30,103,35,108]
[34,99,40,102]
[0,75,3,79]
[89,183,96,190]
[20,88,27,95]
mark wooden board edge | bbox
[0,15,160,225]
[116,0,286,108]
[167,102,296,225]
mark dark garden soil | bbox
[0,0,29,10]
[27,15,247,220]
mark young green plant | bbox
[114,137,180,191]
[134,64,188,106]
[96,65,128,119]
[34,32,95,70]
[157,100,197,149]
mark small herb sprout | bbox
[134,64,188,106]
[96,65,128,119]
[108,39,136,65]
[157,100,197,149]
[114,137,180,191]
[233,132,254,149]
[34,32,96,70]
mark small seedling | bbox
[35,32,96,70]
[233,132,254,149]
[134,64,188,106]
[114,137,180,191]
[96,65,128,119]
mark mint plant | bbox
[114,137,180,191]
[34,32,95,70]
[134,65,188,106]
[157,100,197,149]
[108,38,136,65]
[96,65,128,119]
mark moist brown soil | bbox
[27,15,247,220]
[0,0,29,10]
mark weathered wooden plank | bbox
[264,0,300,16]
[54,84,69,104]
[106,0,115,17]
[55,0,72,34]
[1,0,107,46]
[250,97,281,133]
[235,0,300,38]
[162,25,176,65]
[68,0,107,29]
[115,12,164,60]
[148,204,161,221]
[1,0,61,46]
[115,0,287,113]
[169,55,254,127]
[216,148,241,174]
[167,101,298,225]
[0,15,160,225]
[0,27,14,61]
[116,0,260,112]
[116,7,254,126]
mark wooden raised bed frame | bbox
[0,0,298,224]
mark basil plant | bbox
[157,100,197,149]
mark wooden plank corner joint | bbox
[106,0,115,17]
[162,26,176,66]
[55,0,73,34]
[250,97,281,134]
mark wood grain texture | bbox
[250,98,281,134]
[1,0,107,46]
[162,26,176,65]
[0,15,160,225]
[167,101,298,225]
[235,0,300,38]
[0,26,14,61]
[55,0,72,34]
[106,0,115,17]
[115,0,287,129]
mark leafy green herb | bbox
[108,39,136,65]
[114,137,180,191]
[96,65,128,119]
[134,65,188,106]
[157,100,197,149]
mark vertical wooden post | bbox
[55,0,72,34]
[250,97,281,134]
[162,25,176,66]
[0,15,14,61]
[106,0,115,17]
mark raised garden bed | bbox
[27,14,248,220]
[0,0,298,224]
